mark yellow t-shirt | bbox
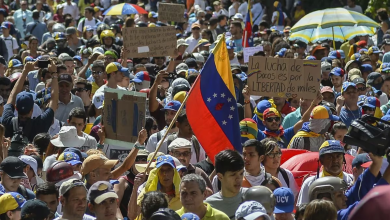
[176,203,230,220]
[294,9,305,21]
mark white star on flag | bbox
[227,98,232,102]
[207,97,211,102]
[221,93,225,98]
[230,106,235,111]
[213,93,217,98]
[222,120,227,125]
[228,115,233,119]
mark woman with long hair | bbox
[144,116,159,145]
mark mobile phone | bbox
[38,60,49,68]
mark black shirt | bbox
[194,159,214,176]
[119,171,136,218]
[52,46,76,57]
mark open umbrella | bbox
[289,26,376,44]
[103,3,148,16]
[290,8,379,48]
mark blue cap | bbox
[130,71,151,83]
[381,63,390,72]
[274,187,294,214]
[277,48,287,56]
[205,6,212,11]
[358,95,367,106]
[321,57,333,63]
[149,11,158,18]
[8,59,23,68]
[162,100,181,111]
[361,64,373,73]
[330,67,345,77]
[305,55,316,60]
[187,69,199,75]
[73,55,82,63]
[328,51,341,59]
[382,114,390,122]
[360,48,368,53]
[1,21,12,29]
[236,72,248,81]
[226,40,236,49]
[106,62,130,78]
[64,148,84,161]
[85,25,94,31]
[181,213,200,220]
[63,152,82,166]
[337,50,345,59]
[352,153,372,168]
[16,91,34,115]
[155,155,176,169]
[319,140,345,156]
[341,82,356,94]
[351,53,361,61]
[362,96,377,108]
[368,46,381,54]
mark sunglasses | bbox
[72,87,87,93]
[135,157,147,162]
[357,86,366,91]
[92,71,103,75]
[152,125,158,130]
[265,117,281,123]
[267,152,282,158]
[363,106,375,112]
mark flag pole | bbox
[244,31,247,48]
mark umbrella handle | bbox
[332,26,336,49]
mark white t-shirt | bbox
[77,18,98,35]
[54,214,95,220]
[230,54,239,65]
[185,35,201,53]
[278,168,299,197]
[1,35,18,62]
[251,3,263,26]
[296,172,354,206]
[272,11,288,31]
[194,0,206,11]
[238,2,247,20]
[228,2,240,17]
[43,154,57,172]
[344,5,363,13]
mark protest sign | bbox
[123,27,177,58]
[158,3,186,22]
[103,88,147,147]
[247,56,320,99]
[243,46,263,63]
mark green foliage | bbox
[364,0,390,18]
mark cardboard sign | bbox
[103,88,147,146]
[158,3,186,22]
[247,56,320,99]
[123,27,177,58]
[243,46,263,63]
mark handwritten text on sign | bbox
[247,56,320,99]
[123,27,177,58]
[158,3,186,22]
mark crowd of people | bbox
[0,0,388,219]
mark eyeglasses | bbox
[357,86,366,91]
[363,106,375,112]
[172,151,191,157]
[135,157,147,162]
[267,152,282,158]
[265,117,281,123]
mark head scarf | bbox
[240,118,258,144]
[262,108,284,140]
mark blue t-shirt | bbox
[339,106,362,128]
[233,38,243,52]
[257,127,295,148]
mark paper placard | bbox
[123,26,177,58]
[158,3,186,22]
[103,88,147,146]
[247,56,320,99]
[243,46,263,63]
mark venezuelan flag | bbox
[187,35,242,163]
[242,0,253,47]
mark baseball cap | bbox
[50,126,86,148]
[131,71,151,83]
[81,154,118,176]
[148,11,158,18]
[337,50,346,59]
[328,50,341,59]
[155,155,176,169]
[21,200,50,220]
[58,74,73,84]
[205,6,212,11]
[106,62,130,77]
[0,156,27,179]
[59,179,86,197]
[65,27,77,36]
[193,53,205,63]
[0,192,26,214]
[185,58,197,68]
[348,68,362,82]
[319,140,345,157]
[63,152,83,166]
[213,1,220,5]
[341,82,357,94]
[350,53,361,61]
[16,91,34,115]
[311,44,326,55]
[1,21,12,29]
[137,149,149,157]
[231,64,242,72]
[274,187,294,214]
[176,63,188,74]
[362,96,377,108]
[162,100,181,111]
[368,46,381,55]
[191,23,200,29]
[352,153,372,168]
[168,138,192,151]
[305,55,316,60]
[150,208,181,219]
[353,77,365,86]
[88,181,118,204]
[135,152,165,173]
[226,40,236,50]
[367,72,382,85]
[295,41,307,48]
[329,67,345,77]
[8,59,23,68]
[283,26,291,33]
[92,47,104,55]
[358,95,367,106]
[187,69,199,75]
[92,93,104,110]
[233,13,244,20]
[197,39,211,47]
[177,39,189,48]
[310,105,340,121]
[60,148,84,161]
[321,61,331,72]
[361,64,373,73]
[235,201,271,220]
[181,213,200,220]
[320,86,334,95]
[381,63,390,72]
[18,155,38,177]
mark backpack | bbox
[167,133,200,162]
[81,18,98,32]
[9,117,33,157]
[17,185,31,200]
[278,167,290,187]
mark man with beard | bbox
[288,105,340,151]
[51,32,75,57]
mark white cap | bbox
[168,138,192,151]
[233,13,244,20]
[321,61,332,72]
[193,53,205,63]
[92,93,104,110]
[18,155,38,177]
[93,47,104,55]
[50,126,86,148]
